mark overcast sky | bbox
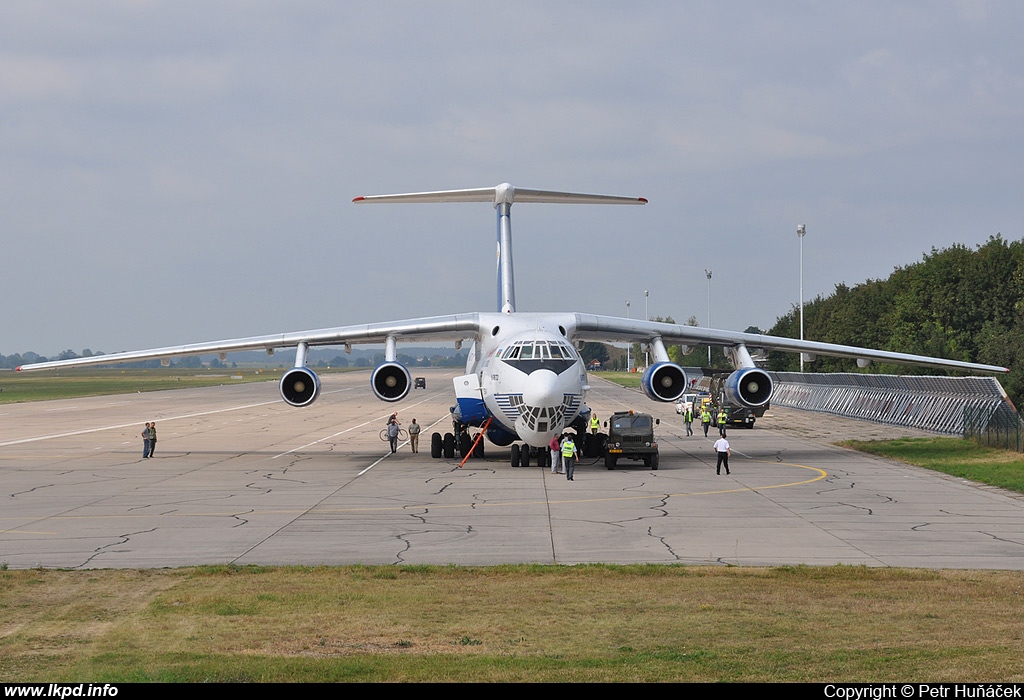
[2,1,1021,356]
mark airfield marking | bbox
[0,460,827,535]
[0,386,366,449]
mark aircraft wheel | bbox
[459,433,472,458]
[510,444,521,467]
[521,447,532,468]
[430,432,442,459]
[472,439,484,458]
[605,454,616,470]
[442,433,455,459]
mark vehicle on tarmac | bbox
[604,410,660,470]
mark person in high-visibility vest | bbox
[589,413,600,434]
[561,433,578,481]
[701,408,712,437]
[717,408,728,438]
[683,406,693,436]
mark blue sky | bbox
[2,1,1021,355]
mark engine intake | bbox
[723,368,773,408]
[640,362,688,402]
[371,362,411,402]
[280,367,321,407]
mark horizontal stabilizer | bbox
[353,183,647,207]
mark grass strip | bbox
[2,564,1022,682]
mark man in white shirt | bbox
[713,436,730,475]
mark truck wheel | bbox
[442,433,455,459]
[430,432,442,459]
[605,454,616,470]
[651,452,659,470]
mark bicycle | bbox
[379,427,409,442]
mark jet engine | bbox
[640,362,688,402]
[723,368,773,408]
[371,361,411,402]
[280,366,321,407]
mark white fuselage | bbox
[463,313,587,448]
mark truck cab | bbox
[605,410,660,470]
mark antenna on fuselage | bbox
[353,183,647,314]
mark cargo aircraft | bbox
[18,183,1009,466]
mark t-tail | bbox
[353,183,647,313]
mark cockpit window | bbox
[500,339,577,374]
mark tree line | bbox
[765,235,1024,406]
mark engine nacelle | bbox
[723,368,773,408]
[371,361,411,402]
[280,366,321,407]
[640,362,688,402]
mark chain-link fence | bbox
[769,372,1014,440]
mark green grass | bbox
[841,436,1024,494]
[0,367,362,404]
[2,564,1023,682]
[598,371,642,389]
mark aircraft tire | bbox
[510,444,521,467]
[472,439,484,458]
[442,433,455,459]
[430,432,442,459]
[459,433,471,458]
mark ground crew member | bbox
[561,433,578,481]
[683,405,693,436]
[701,407,712,437]
[589,413,600,435]
[717,407,728,438]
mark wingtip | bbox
[15,365,22,372]
[638,197,648,204]
[352,196,365,203]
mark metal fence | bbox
[769,372,1016,440]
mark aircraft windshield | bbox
[500,340,577,375]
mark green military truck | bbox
[604,410,660,470]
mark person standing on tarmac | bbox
[408,418,421,453]
[561,433,578,481]
[713,435,731,475]
[701,407,712,437]
[589,413,600,435]
[717,407,729,438]
[549,434,563,474]
[386,419,401,454]
[683,405,693,437]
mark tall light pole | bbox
[797,224,806,372]
[704,269,712,365]
[625,300,631,371]
[643,289,649,368]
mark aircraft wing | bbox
[16,313,482,372]
[571,313,1009,374]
